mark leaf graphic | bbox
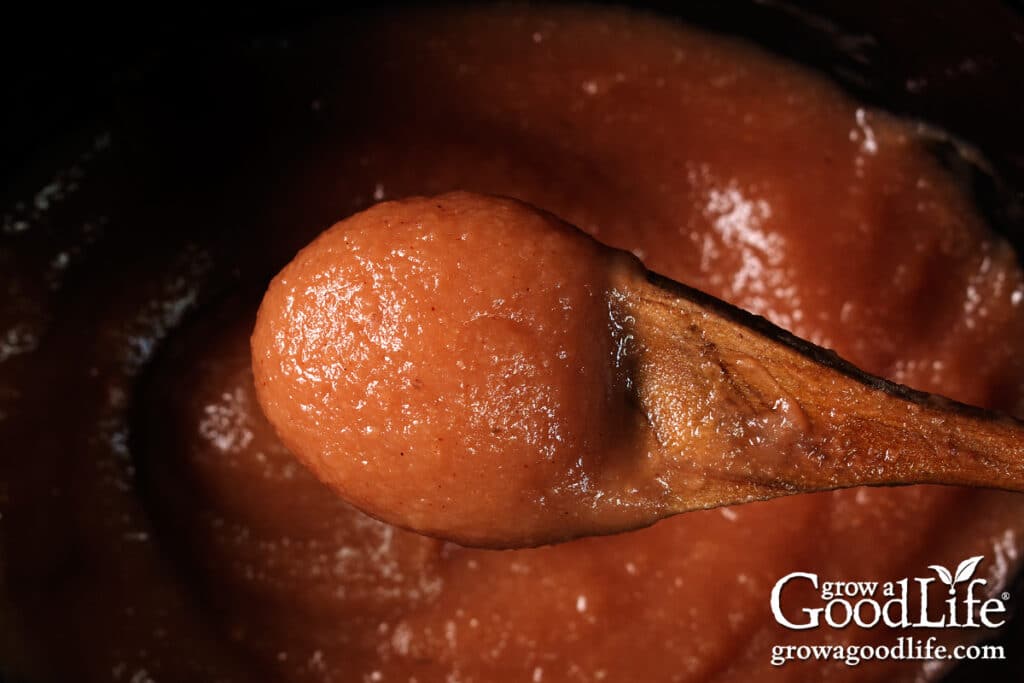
[929,565,954,585]
[954,556,985,584]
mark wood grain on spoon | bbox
[251,191,1024,548]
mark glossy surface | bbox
[253,193,653,547]
[4,5,1024,682]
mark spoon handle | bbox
[619,268,1024,499]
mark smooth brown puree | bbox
[253,193,651,548]
[4,5,1024,682]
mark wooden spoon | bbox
[624,267,1024,504]
[251,191,1024,548]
